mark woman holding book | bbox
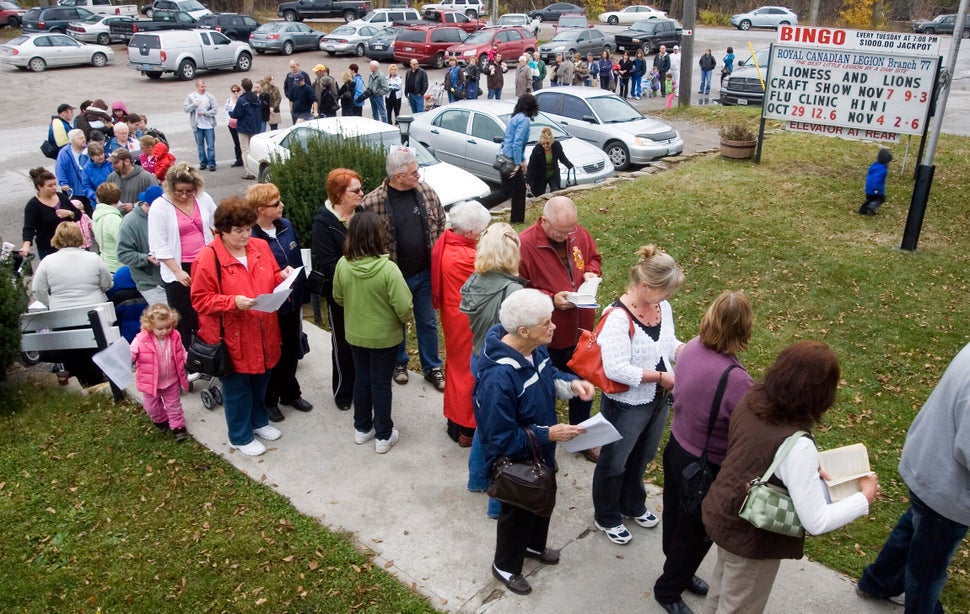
[701,341,878,613]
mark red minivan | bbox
[393,25,466,68]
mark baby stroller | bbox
[426,82,447,110]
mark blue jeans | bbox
[487,88,501,100]
[397,268,441,371]
[591,393,669,527]
[632,74,643,97]
[858,491,968,613]
[407,93,425,113]
[466,81,479,100]
[221,370,271,445]
[349,344,396,440]
[700,70,712,94]
[370,95,387,123]
[194,127,215,168]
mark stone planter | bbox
[720,138,756,159]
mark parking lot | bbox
[1,21,967,246]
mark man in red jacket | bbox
[518,196,602,460]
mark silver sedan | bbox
[409,99,615,185]
[320,24,382,57]
[1,32,114,72]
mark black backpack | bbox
[320,86,339,114]
[144,127,167,145]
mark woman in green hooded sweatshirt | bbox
[333,211,413,455]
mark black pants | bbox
[386,95,401,124]
[658,70,668,95]
[265,308,302,407]
[494,500,551,574]
[228,126,242,164]
[501,166,527,224]
[165,262,197,351]
[654,435,717,604]
[327,299,355,408]
[859,193,885,214]
[548,345,593,424]
[530,171,562,198]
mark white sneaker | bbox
[354,428,375,444]
[375,429,399,454]
[187,372,201,383]
[253,424,282,441]
[230,439,266,456]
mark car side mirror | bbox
[492,136,504,143]
[582,115,597,123]
[738,60,746,66]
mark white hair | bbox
[499,289,553,332]
[386,148,417,178]
[448,201,490,236]
[369,60,379,68]
[68,128,84,142]
[519,54,530,63]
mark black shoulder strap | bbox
[700,364,738,456]
[209,245,225,338]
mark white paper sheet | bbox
[92,337,133,390]
[559,412,622,453]
[566,276,602,308]
[250,267,302,313]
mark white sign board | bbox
[762,26,939,137]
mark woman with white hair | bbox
[431,201,492,446]
[474,288,594,595]
[54,129,90,207]
[515,54,532,97]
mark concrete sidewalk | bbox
[167,322,900,613]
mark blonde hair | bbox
[163,162,205,194]
[51,222,83,249]
[139,135,158,150]
[140,303,180,331]
[628,244,684,296]
[475,222,520,275]
[539,127,554,147]
[341,70,351,83]
[245,183,281,209]
[699,290,753,355]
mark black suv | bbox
[614,17,682,54]
[198,13,260,41]
[22,6,94,33]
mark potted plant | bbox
[719,123,757,159]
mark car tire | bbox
[283,10,297,22]
[355,43,364,57]
[963,28,970,38]
[608,16,618,25]
[235,52,252,72]
[478,53,488,71]
[534,15,543,22]
[605,140,630,170]
[91,52,108,67]
[344,10,357,22]
[642,43,652,55]
[433,52,445,69]
[326,51,335,56]
[176,58,196,81]
[923,27,935,34]
[603,45,611,54]
[465,9,477,19]
[145,70,162,79]
[739,19,751,31]
[255,48,265,55]
[96,32,110,45]
[28,57,46,72]
[779,20,790,26]
[20,350,41,367]
[144,7,153,18]
[282,40,293,55]
[258,164,271,183]
[7,16,19,27]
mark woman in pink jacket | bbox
[131,304,190,442]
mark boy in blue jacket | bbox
[859,148,893,215]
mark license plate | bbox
[140,63,154,71]
[252,41,264,47]
[404,46,413,51]
[737,98,747,105]
[326,46,335,51]
[373,44,385,49]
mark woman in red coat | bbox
[191,196,294,457]
[430,201,492,446]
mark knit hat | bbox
[138,185,164,204]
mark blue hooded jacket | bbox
[250,217,307,314]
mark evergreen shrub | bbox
[0,262,27,381]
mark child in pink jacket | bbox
[131,304,190,442]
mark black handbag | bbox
[680,364,737,517]
[40,140,60,160]
[305,269,327,296]
[186,247,234,377]
[493,153,516,178]
[487,428,557,517]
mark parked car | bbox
[494,12,539,37]
[555,13,590,29]
[1,32,114,71]
[22,6,95,33]
[410,99,614,186]
[421,0,485,19]
[719,47,769,106]
[67,13,136,44]
[538,28,612,63]
[912,13,970,37]
[416,9,484,33]
[446,26,537,71]
[534,86,683,170]
[127,28,252,80]
[348,7,420,27]
[394,25,466,68]
[365,25,402,61]
[197,13,260,42]
[598,5,665,25]
[140,0,209,19]
[614,17,681,53]
[57,0,138,17]
[528,2,583,22]
[246,116,491,206]
[249,21,323,55]
[110,9,198,43]
[277,0,370,23]
[0,1,26,28]
[320,23,381,56]
[729,6,797,30]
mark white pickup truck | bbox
[420,0,485,19]
[58,0,138,17]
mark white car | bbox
[320,24,381,57]
[598,5,665,25]
[409,100,615,185]
[729,6,798,30]
[246,117,490,208]
[66,13,136,45]
[421,0,485,19]
[494,13,540,37]
[1,32,114,71]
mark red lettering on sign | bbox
[779,26,847,46]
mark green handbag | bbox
[738,430,807,538]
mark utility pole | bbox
[678,0,696,107]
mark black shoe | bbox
[172,427,189,443]
[424,367,445,392]
[491,564,531,595]
[154,420,170,432]
[284,397,313,412]
[231,160,243,167]
[657,598,693,614]
[687,575,709,596]
[266,405,285,422]
[524,547,559,565]
[336,401,352,411]
[208,165,217,172]
[199,165,208,171]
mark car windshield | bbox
[741,48,770,67]
[497,15,521,24]
[0,1,20,9]
[499,112,571,143]
[178,0,205,10]
[629,20,656,32]
[587,95,642,123]
[80,14,102,23]
[559,16,586,26]
[256,23,284,32]
[462,30,493,44]
[551,30,581,41]
[331,26,356,35]
[279,128,439,166]
[8,35,28,44]
[932,15,948,22]
[361,10,378,20]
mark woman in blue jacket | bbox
[230,78,265,181]
[500,94,539,224]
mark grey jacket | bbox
[368,70,389,97]
[116,203,164,291]
[107,166,159,206]
[459,271,526,356]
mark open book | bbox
[818,443,871,502]
[565,276,601,308]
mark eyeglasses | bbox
[173,189,196,196]
[542,217,576,237]
[396,169,420,179]
[346,186,364,194]
[264,200,283,208]
[231,89,241,93]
